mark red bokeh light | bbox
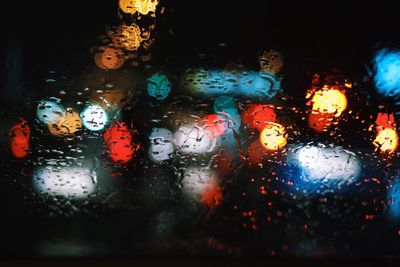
[242,104,277,131]
[104,121,137,164]
[202,114,227,138]
[9,118,31,159]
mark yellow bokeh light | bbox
[109,24,147,52]
[373,128,399,153]
[311,88,347,117]
[259,122,287,151]
[48,109,82,138]
[119,0,158,15]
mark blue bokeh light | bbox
[146,73,172,100]
[181,68,281,99]
[213,95,238,116]
[372,48,400,98]
[387,178,400,220]
[36,100,65,125]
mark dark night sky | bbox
[1,0,400,98]
[2,1,400,61]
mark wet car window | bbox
[1,0,400,263]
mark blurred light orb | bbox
[287,145,361,183]
[372,48,400,97]
[375,112,396,131]
[173,125,216,154]
[310,88,347,117]
[32,166,96,198]
[307,111,333,133]
[181,167,222,207]
[181,68,281,99]
[259,122,287,151]
[219,112,241,132]
[207,70,238,95]
[387,178,400,219]
[148,127,174,162]
[9,118,30,159]
[180,68,238,95]
[104,121,135,164]
[213,95,238,116]
[202,114,227,139]
[146,73,172,100]
[373,128,399,153]
[48,108,82,138]
[80,104,108,131]
[91,89,126,111]
[110,24,145,52]
[94,47,125,70]
[238,70,281,99]
[119,0,158,15]
[242,104,277,131]
[36,100,65,125]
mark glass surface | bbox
[1,0,400,262]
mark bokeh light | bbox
[181,167,222,208]
[173,125,216,154]
[146,73,172,100]
[259,122,287,151]
[213,95,238,116]
[119,0,158,15]
[94,47,125,70]
[36,100,65,125]
[9,118,30,159]
[309,86,347,117]
[373,128,399,154]
[286,144,362,184]
[242,104,277,131]
[32,166,97,198]
[104,121,135,164]
[148,127,174,163]
[202,114,227,139]
[372,48,400,98]
[387,178,400,220]
[109,24,147,52]
[48,108,82,138]
[80,104,108,131]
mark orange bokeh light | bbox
[306,84,348,132]
[48,108,82,138]
[94,47,125,70]
[119,0,158,15]
[373,113,398,154]
[373,128,399,154]
[310,86,347,117]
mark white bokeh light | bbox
[181,167,220,204]
[32,166,97,198]
[80,104,108,131]
[287,144,362,184]
[148,127,175,163]
[173,125,216,154]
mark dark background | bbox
[2,0,400,70]
[2,0,400,106]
